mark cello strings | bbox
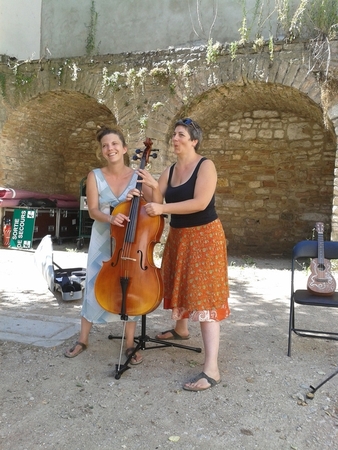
[121,192,140,275]
[118,179,144,317]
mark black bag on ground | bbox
[60,275,82,299]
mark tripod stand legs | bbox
[307,366,338,397]
[114,342,143,379]
[110,315,202,379]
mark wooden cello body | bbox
[94,138,164,317]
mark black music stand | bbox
[108,315,202,379]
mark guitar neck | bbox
[317,231,325,265]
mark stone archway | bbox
[0,91,116,195]
[176,82,336,254]
[326,97,338,241]
[1,42,338,254]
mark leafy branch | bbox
[85,1,98,56]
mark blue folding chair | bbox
[288,240,338,356]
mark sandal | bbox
[183,372,221,391]
[125,347,143,365]
[156,329,190,340]
[64,341,87,358]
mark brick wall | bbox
[0,41,337,255]
[204,111,335,254]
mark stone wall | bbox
[0,40,338,255]
[205,111,335,254]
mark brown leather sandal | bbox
[125,347,143,365]
[64,341,87,358]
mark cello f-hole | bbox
[110,248,122,267]
[137,250,148,271]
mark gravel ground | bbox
[0,243,338,450]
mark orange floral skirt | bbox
[162,219,230,322]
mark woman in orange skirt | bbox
[135,118,230,391]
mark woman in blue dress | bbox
[65,126,154,363]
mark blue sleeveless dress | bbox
[81,168,139,323]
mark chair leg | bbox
[287,300,294,357]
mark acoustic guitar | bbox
[307,222,336,295]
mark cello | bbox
[94,138,164,318]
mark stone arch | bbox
[167,81,336,254]
[1,44,338,254]
[326,98,338,241]
[0,90,117,195]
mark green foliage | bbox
[206,38,223,64]
[101,68,122,91]
[51,64,65,85]
[85,1,98,56]
[15,72,34,87]
[149,67,169,82]
[151,102,164,112]
[139,114,148,130]
[268,35,274,60]
[0,73,6,97]
[242,256,257,267]
[238,17,249,45]
[253,35,265,51]
[169,83,176,95]
[227,0,338,73]
[305,0,338,39]
[229,41,238,61]
[245,0,338,42]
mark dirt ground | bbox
[1,241,338,450]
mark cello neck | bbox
[125,137,153,243]
[125,195,141,243]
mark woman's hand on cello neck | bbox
[126,185,161,204]
[126,188,143,200]
[134,169,163,203]
[126,187,164,218]
[136,168,158,189]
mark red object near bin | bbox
[2,217,11,247]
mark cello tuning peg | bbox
[132,155,140,161]
[150,153,158,159]
[135,149,142,154]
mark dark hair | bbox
[96,126,127,147]
[174,118,202,151]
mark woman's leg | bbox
[125,320,142,363]
[125,321,137,349]
[156,318,190,339]
[184,321,220,389]
[201,321,220,377]
[65,316,92,357]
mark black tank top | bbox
[165,157,218,228]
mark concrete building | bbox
[0,0,278,60]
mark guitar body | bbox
[307,222,336,296]
[307,258,336,295]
